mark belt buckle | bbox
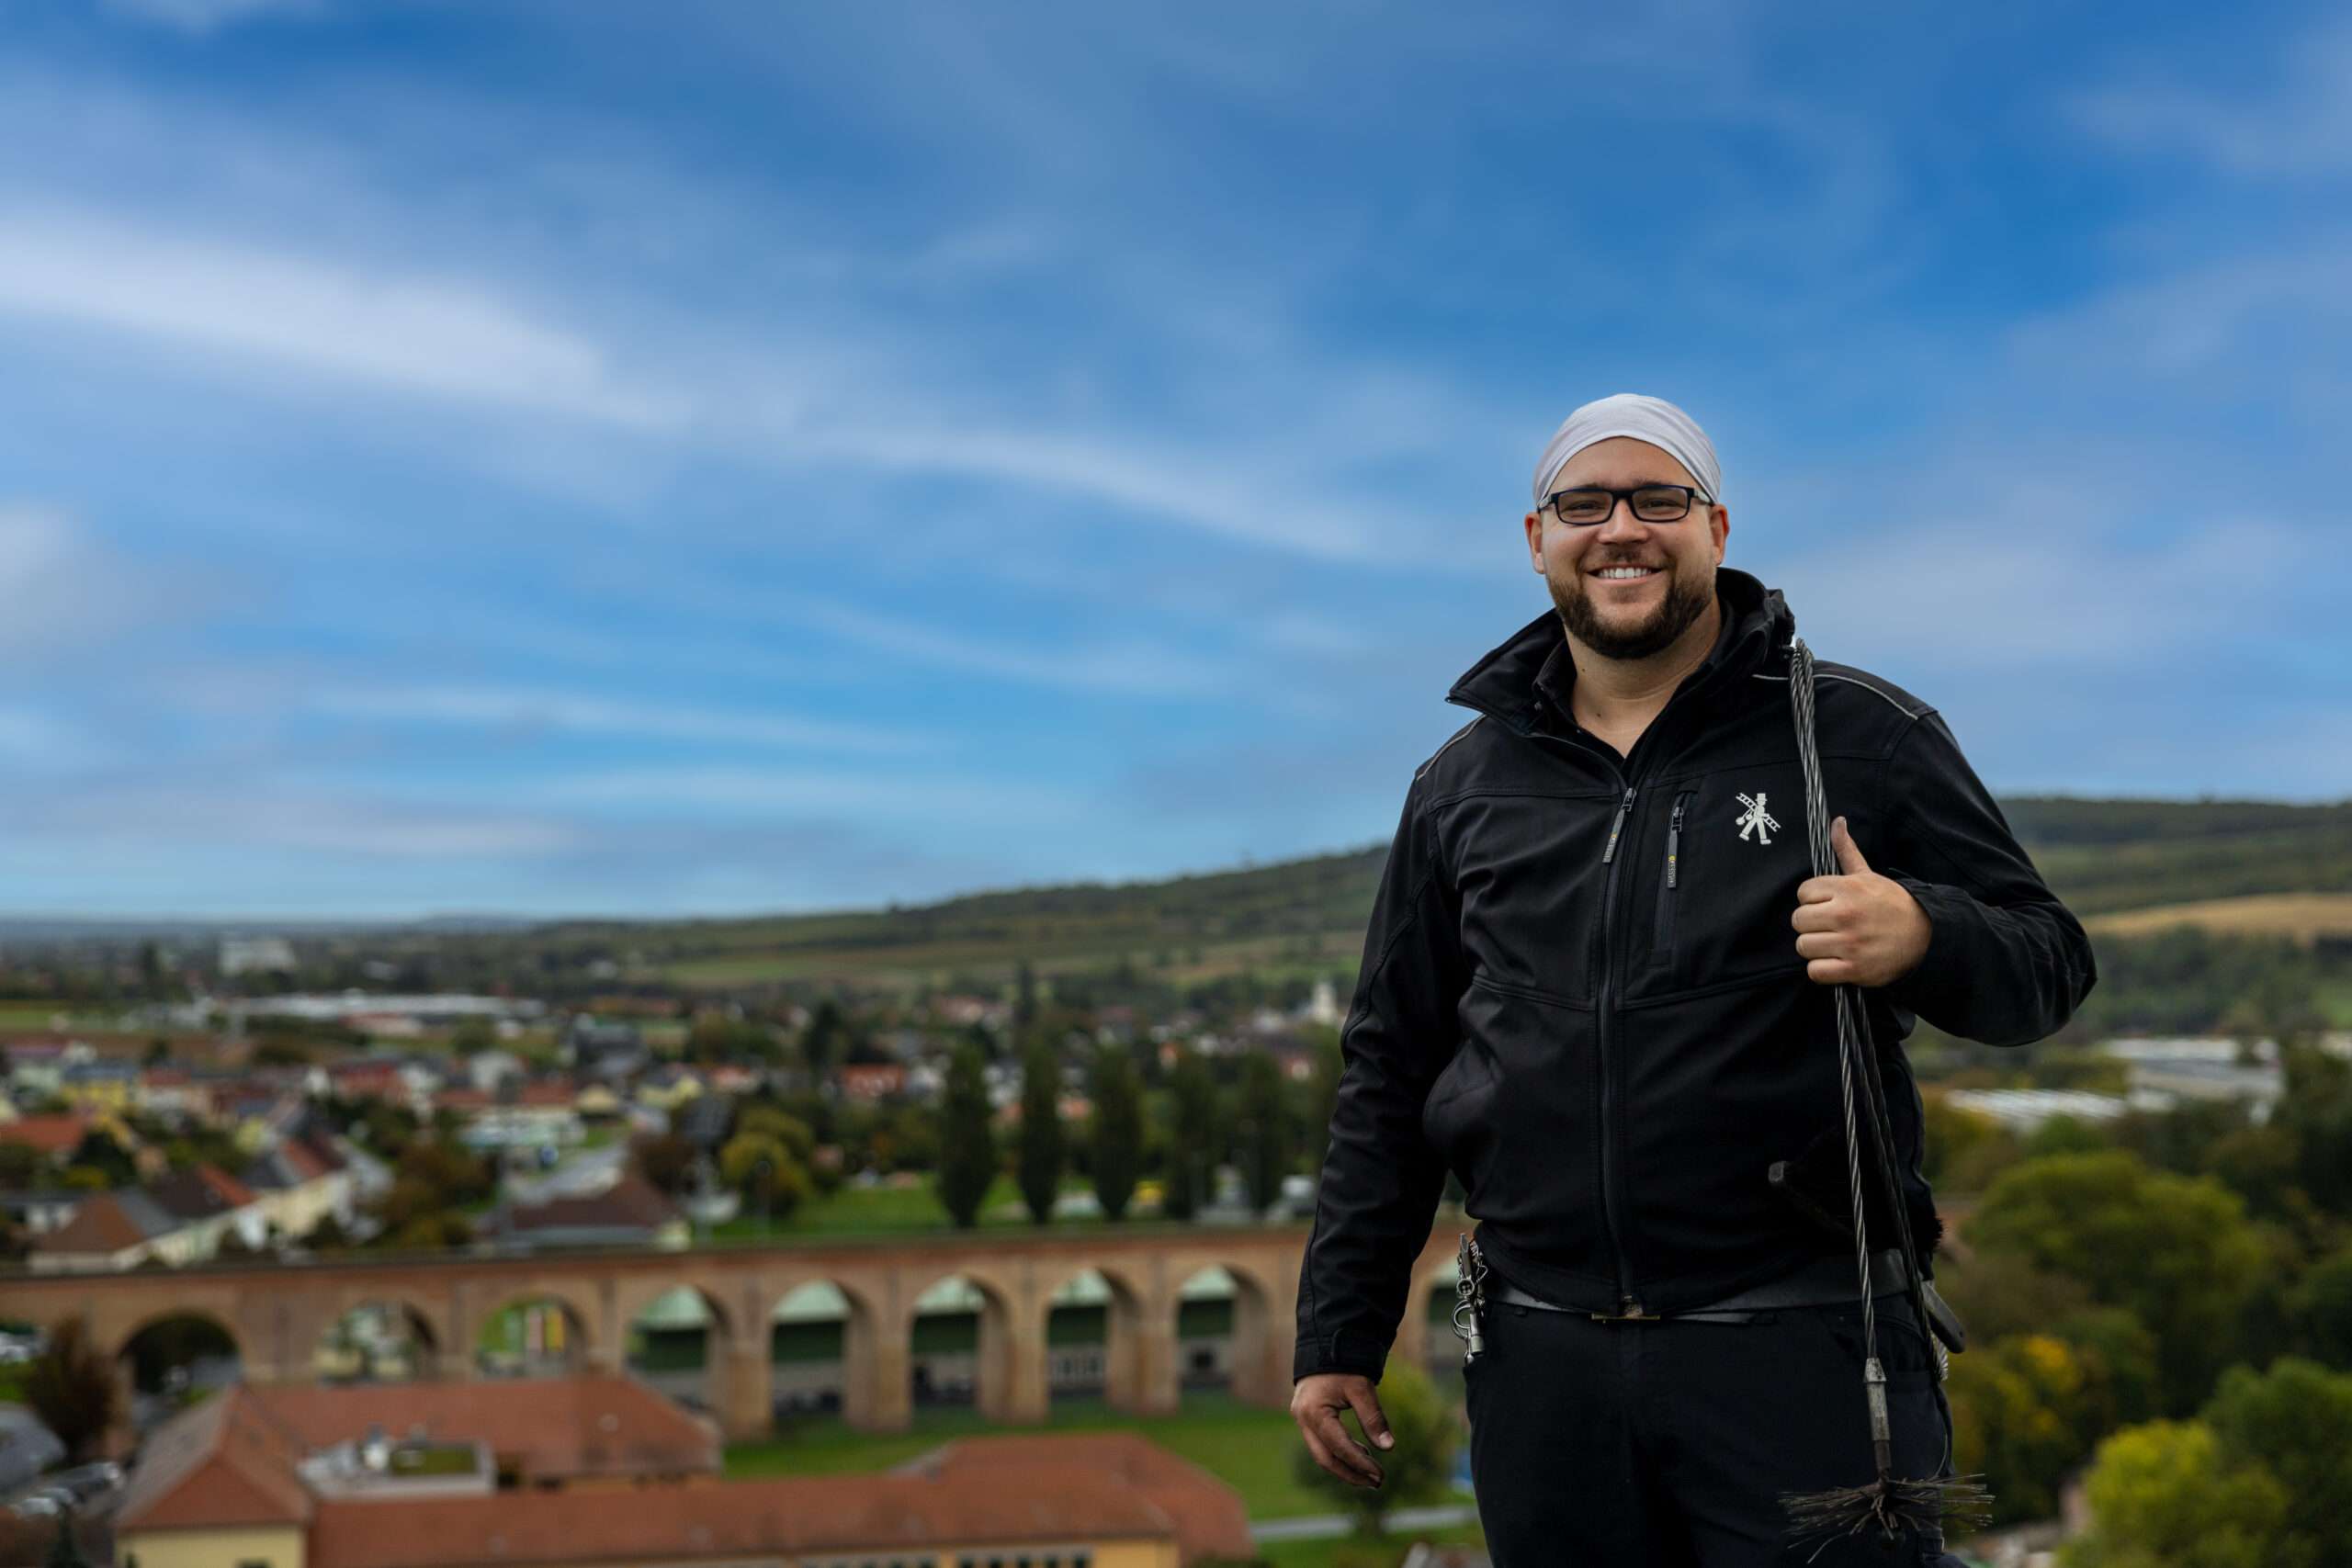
[1589,1297,1658,1324]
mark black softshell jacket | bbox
[1293,571,2095,1381]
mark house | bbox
[116,1383,1238,1568]
[6,1038,92,1100]
[153,1164,268,1253]
[494,1173,686,1250]
[58,1057,142,1111]
[28,1162,266,1271]
[29,1189,187,1271]
[243,1133,356,1241]
[137,1066,217,1122]
[837,1063,908,1102]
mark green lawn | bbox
[1259,1521,1487,1568]
[726,1391,1329,1520]
[707,1175,1190,1240]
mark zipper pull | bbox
[1667,799,1686,888]
[1601,786,1637,863]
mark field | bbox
[2083,891,2352,942]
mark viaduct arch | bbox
[6,1226,1458,1442]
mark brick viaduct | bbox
[7,1226,1463,1442]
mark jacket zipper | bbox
[1653,792,1692,953]
[1594,784,1645,1317]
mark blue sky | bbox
[1,0,2347,918]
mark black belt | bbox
[1491,1250,1908,1324]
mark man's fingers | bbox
[1794,875,1839,905]
[1831,816,1871,876]
[1348,1391,1394,1450]
[1808,957,1859,986]
[1307,1410,1383,1484]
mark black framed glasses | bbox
[1544,483,1712,525]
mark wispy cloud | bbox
[0,209,683,424]
[311,686,930,755]
[2074,22,2352,178]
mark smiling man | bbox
[1289,394,2094,1566]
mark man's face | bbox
[1523,436,1730,661]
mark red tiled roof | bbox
[36,1193,153,1256]
[309,1471,1175,1568]
[118,1389,312,1532]
[506,1173,678,1235]
[906,1432,1254,1563]
[247,1374,718,1482]
[153,1163,258,1220]
[0,1113,88,1156]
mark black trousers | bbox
[1464,1294,1966,1568]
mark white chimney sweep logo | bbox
[1735,792,1781,846]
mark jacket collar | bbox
[1446,569,1793,735]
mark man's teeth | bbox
[1596,567,1657,579]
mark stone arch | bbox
[620,1283,734,1413]
[763,1275,888,1430]
[313,1297,441,1383]
[473,1286,596,1379]
[1035,1263,1164,1414]
[1174,1259,1283,1405]
[117,1309,245,1436]
[902,1269,1020,1422]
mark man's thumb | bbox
[1831,816,1871,875]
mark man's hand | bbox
[1291,1372,1393,1488]
[1791,818,1931,987]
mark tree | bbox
[65,1129,136,1189]
[1967,1150,2267,1411]
[2061,1420,2297,1568]
[1164,1046,1217,1221]
[1290,1356,1456,1537]
[1235,1049,1292,1213]
[801,999,845,1075]
[2297,1246,2352,1371]
[935,1044,996,1228]
[1305,1027,1344,1174]
[24,1318,118,1464]
[1091,1045,1143,1221]
[630,1132,696,1196]
[1017,1042,1064,1224]
[2202,1359,2352,1563]
[719,1132,810,1222]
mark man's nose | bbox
[1593,500,1649,542]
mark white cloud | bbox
[313,685,929,754]
[0,209,683,425]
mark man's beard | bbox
[1551,561,1715,661]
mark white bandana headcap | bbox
[1532,393,1723,506]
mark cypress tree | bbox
[1018,1041,1064,1224]
[1091,1045,1143,1221]
[935,1044,996,1228]
[1165,1044,1216,1221]
[1237,1048,1293,1213]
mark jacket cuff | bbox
[1292,1329,1390,1382]
[1883,876,1968,1018]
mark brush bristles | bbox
[1782,1475,1992,1555]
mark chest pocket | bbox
[1637,768,1810,991]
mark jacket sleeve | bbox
[1877,711,2096,1045]
[1294,773,1467,1381]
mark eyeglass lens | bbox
[1549,487,1694,525]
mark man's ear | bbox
[1524,511,1545,572]
[1709,502,1730,563]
